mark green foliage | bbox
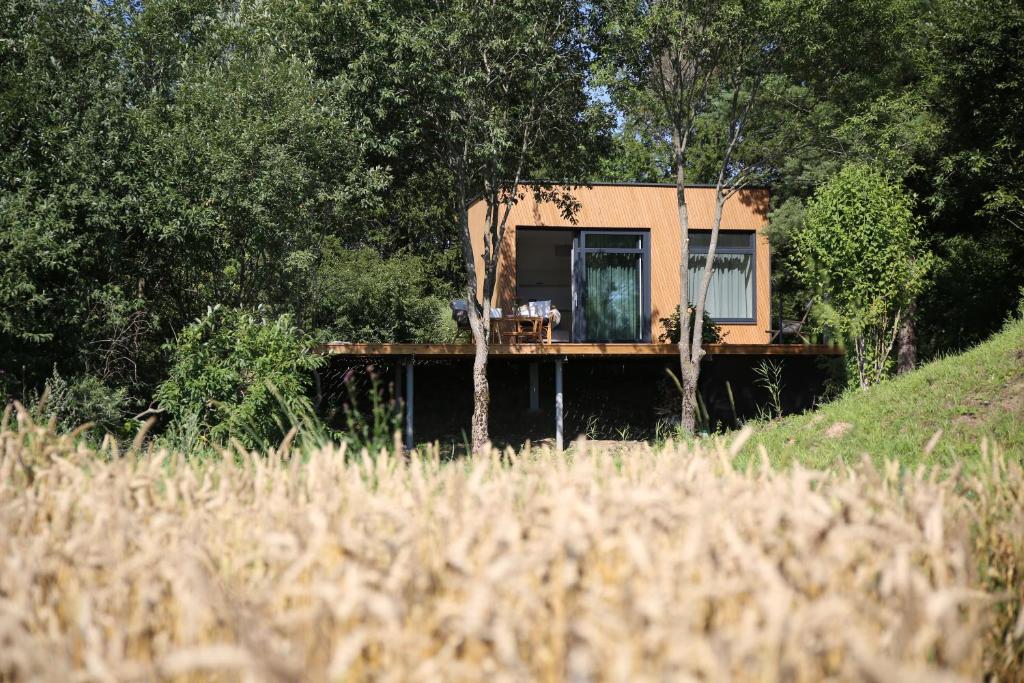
[917,232,1024,357]
[36,368,129,436]
[4,0,1024,445]
[0,0,439,407]
[313,243,455,343]
[752,360,784,421]
[338,370,402,457]
[155,307,324,449]
[595,124,673,183]
[658,306,723,345]
[795,163,931,387]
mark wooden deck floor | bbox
[318,342,843,358]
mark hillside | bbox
[737,318,1024,471]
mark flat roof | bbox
[318,342,843,358]
[514,180,771,190]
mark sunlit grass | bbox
[737,318,1024,472]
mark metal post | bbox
[528,362,540,413]
[554,358,563,452]
[404,360,414,450]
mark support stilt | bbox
[529,362,540,413]
[404,360,414,450]
[554,358,563,452]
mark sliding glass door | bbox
[574,231,651,342]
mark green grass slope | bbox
[737,318,1024,471]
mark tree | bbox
[403,0,605,452]
[794,163,930,388]
[596,0,795,433]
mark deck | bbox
[318,342,843,358]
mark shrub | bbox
[155,306,324,449]
[795,163,930,388]
[36,367,128,436]
[313,243,456,343]
[658,304,723,344]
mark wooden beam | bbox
[317,342,843,358]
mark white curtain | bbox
[687,254,753,319]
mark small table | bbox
[494,315,547,344]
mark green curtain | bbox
[585,253,641,340]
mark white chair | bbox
[528,300,551,318]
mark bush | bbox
[313,243,456,343]
[36,367,128,436]
[155,306,325,449]
[658,305,723,344]
[795,163,930,388]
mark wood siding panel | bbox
[469,184,771,344]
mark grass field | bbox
[736,318,1024,471]
[2,405,1022,681]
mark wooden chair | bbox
[769,298,814,343]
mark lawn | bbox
[735,318,1024,471]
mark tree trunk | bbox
[457,179,491,455]
[896,301,917,375]
[673,129,699,434]
[679,358,699,434]
[470,315,490,453]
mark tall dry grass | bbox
[1,405,1021,682]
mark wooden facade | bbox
[468,183,772,344]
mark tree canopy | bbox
[1,0,1021,441]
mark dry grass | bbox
[1,407,1021,682]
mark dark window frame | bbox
[573,229,652,343]
[688,230,757,324]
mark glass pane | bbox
[689,232,751,250]
[585,252,641,341]
[584,233,640,249]
[688,253,753,319]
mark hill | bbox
[737,317,1024,471]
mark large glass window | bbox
[585,252,642,341]
[687,231,755,322]
[577,231,650,342]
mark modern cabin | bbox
[321,182,841,449]
[468,182,772,345]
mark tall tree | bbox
[596,0,794,433]
[403,0,605,452]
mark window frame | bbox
[688,230,757,324]
[573,229,652,343]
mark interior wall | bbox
[515,229,574,340]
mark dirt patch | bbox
[1001,379,1024,416]
[825,422,853,438]
[953,412,980,426]
[956,377,1024,427]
